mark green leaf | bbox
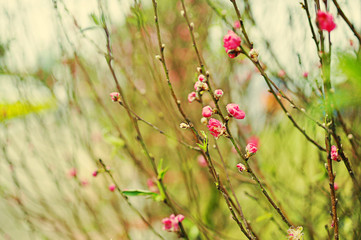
[255,213,272,223]
[122,190,158,197]
[158,167,168,181]
[104,135,125,147]
[157,158,163,174]
[90,13,100,25]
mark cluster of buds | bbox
[330,145,340,162]
[188,74,209,103]
[201,103,244,139]
[287,226,304,240]
[194,76,208,92]
[162,214,185,232]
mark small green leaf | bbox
[157,158,163,174]
[255,213,272,222]
[104,135,125,147]
[90,13,99,25]
[122,190,158,197]
[158,167,168,181]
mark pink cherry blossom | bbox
[317,11,336,32]
[236,163,246,172]
[162,214,185,232]
[198,74,206,82]
[247,136,259,148]
[226,103,245,119]
[207,118,226,138]
[202,106,213,118]
[188,92,196,103]
[246,143,258,154]
[334,183,339,191]
[214,89,224,99]
[234,20,241,29]
[162,218,173,231]
[109,184,116,192]
[194,81,208,91]
[303,72,309,78]
[92,170,98,177]
[331,145,339,161]
[223,30,242,58]
[110,92,120,102]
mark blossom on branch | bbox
[317,11,336,32]
[223,30,242,58]
[162,214,185,232]
[226,103,245,119]
[207,118,226,138]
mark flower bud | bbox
[200,117,208,125]
[110,92,120,102]
[202,106,213,118]
[214,89,224,100]
[198,74,206,82]
[187,92,196,103]
[180,123,190,129]
[331,145,339,162]
[109,184,116,192]
[236,163,246,172]
[249,48,259,62]
[226,103,245,119]
[246,143,257,158]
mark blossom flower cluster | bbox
[331,145,339,162]
[317,11,336,32]
[287,226,304,240]
[223,30,242,58]
[162,214,185,232]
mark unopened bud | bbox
[180,10,185,16]
[180,123,190,129]
[249,48,259,62]
[190,22,194,30]
[201,117,208,125]
[155,55,162,61]
[236,163,247,172]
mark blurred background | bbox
[1,0,361,239]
